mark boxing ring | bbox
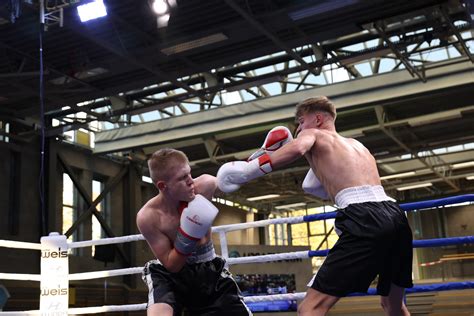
[1,194,473,314]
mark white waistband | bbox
[334,185,394,209]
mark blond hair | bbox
[295,96,336,121]
[148,148,189,184]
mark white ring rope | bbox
[0,268,144,282]
[69,267,143,281]
[0,240,41,250]
[0,249,307,282]
[0,216,307,251]
[3,195,472,314]
[212,216,305,233]
[244,293,305,302]
[0,294,307,315]
[0,303,148,315]
[0,273,41,281]
[67,216,307,249]
[68,234,144,249]
[226,251,309,265]
[69,303,147,314]
[0,312,41,315]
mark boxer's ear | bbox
[157,181,166,191]
[315,113,324,127]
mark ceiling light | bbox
[466,175,474,180]
[152,0,168,15]
[396,182,432,191]
[452,161,474,169]
[157,14,170,28]
[142,176,153,184]
[161,33,228,55]
[77,0,107,23]
[247,194,280,201]
[380,171,416,181]
[275,202,306,210]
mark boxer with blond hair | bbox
[137,148,251,316]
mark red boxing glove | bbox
[248,126,293,161]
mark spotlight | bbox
[152,0,168,15]
[77,0,107,22]
[157,13,170,28]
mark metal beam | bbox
[440,6,474,63]
[0,40,100,91]
[224,0,320,77]
[203,137,220,164]
[93,59,474,154]
[374,106,460,191]
[47,25,472,120]
[0,78,95,117]
[66,23,198,97]
[374,24,426,82]
[0,70,49,78]
[58,153,130,265]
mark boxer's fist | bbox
[174,195,218,256]
[248,126,293,161]
[302,169,329,200]
[217,154,273,193]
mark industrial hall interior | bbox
[0,0,473,315]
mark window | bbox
[268,215,289,246]
[92,179,110,256]
[62,173,77,244]
[0,121,9,142]
[287,205,339,272]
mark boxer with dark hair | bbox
[217,96,413,316]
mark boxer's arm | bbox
[193,174,218,200]
[217,130,317,193]
[266,129,317,169]
[137,213,187,273]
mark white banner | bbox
[40,232,68,316]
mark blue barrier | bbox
[246,299,297,312]
[244,281,474,310]
[348,281,474,296]
[303,194,474,222]
[308,235,474,257]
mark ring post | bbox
[219,231,229,259]
[40,232,69,316]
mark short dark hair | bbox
[295,96,336,120]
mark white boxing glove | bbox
[302,169,329,200]
[248,126,293,161]
[174,194,218,256]
[217,154,273,193]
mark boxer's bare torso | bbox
[303,129,381,200]
[139,196,212,248]
[137,173,215,270]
